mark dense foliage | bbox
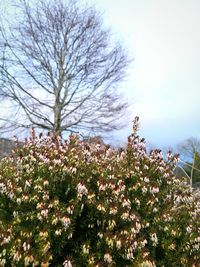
[0,118,199,266]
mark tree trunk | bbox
[54,104,62,136]
[190,152,196,187]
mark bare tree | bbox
[0,0,130,136]
[177,137,200,186]
[177,137,200,160]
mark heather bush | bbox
[0,118,199,266]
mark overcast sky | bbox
[87,0,200,148]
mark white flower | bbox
[98,183,106,191]
[142,186,148,193]
[0,259,6,265]
[52,217,58,225]
[61,216,71,229]
[71,167,77,174]
[0,182,6,193]
[76,182,88,200]
[104,253,112,263]
[16,197,21,204]
[3,236,10,244]
[141,239,148,247]
[121,212,129,220]
[106,238,114,248]
[135,198,140,206]
[88,256,95,264]
[68,233,73,239]
[186,225,192,233]
[43,180,49,186]
[136,221,141,232]
[116,240,122,249]
[109,206,118,215]
[39,231,48,238]
[141,260,156,267]
[63,260,72,267]
[164,226,169,231]
[66,206,74,214]
[41,209,48,218]
[132,241,138,249]
[13,251,21,261]
[23,242,30,251]
[122,198,131,208]
[126,253,134,260]
[151,187,159,194]
[97,204,106,212]
[55,229,62,235]
[130,227,136,234]
[108,219,116,230]
[153,207,158,213]
[97,232,103,239]
[151,233,158,245]
[87,193,95,200]
[126,250,134,260]
[168,243,176,250]
[82,244,90,254]
[25,180,31,188]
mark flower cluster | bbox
[0,118,199,266]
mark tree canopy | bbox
[0,0,130,136]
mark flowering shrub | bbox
[0,118,199,266]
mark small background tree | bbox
[177,137,200,187]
